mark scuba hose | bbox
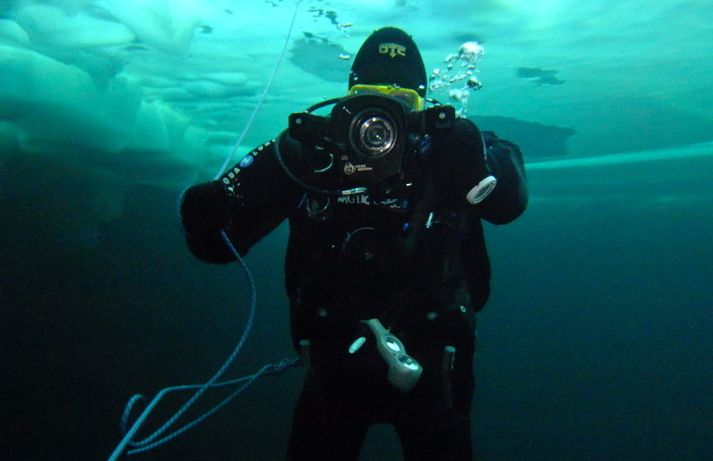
[108,1,303,459]
[108,232,301,460]
[273,128,367,197]
[214,1,302,179]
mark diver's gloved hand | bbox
[432,118,496,205]
[180,181,230,236]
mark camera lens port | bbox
[350,109,396,158]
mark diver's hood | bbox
[348,27,428,98]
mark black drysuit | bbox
[180,117,528,460]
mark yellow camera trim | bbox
[348,84,424,111]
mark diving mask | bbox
[348,84,425,111]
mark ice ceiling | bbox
[1,0,712,187]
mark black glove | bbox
[179,181,230,236]
[432,119,493,205]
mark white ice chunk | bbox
[13,4,135,49]
[10,3,134,87]
[205,130,240,147]
[0,44,141,152]
[0,19,31,47]
[184,80,253,99]
[0,42,214,186]
[43,0,96,17]
[92,0,201,55]
[126,100,175,153]
[202,72,249,87]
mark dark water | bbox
[475,152,713,460]
[2,145,712,460]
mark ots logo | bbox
[379,43,406,58]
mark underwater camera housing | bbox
[289,94,456,186]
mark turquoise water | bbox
[1,1,712,459]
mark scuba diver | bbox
[180,27,527,461]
